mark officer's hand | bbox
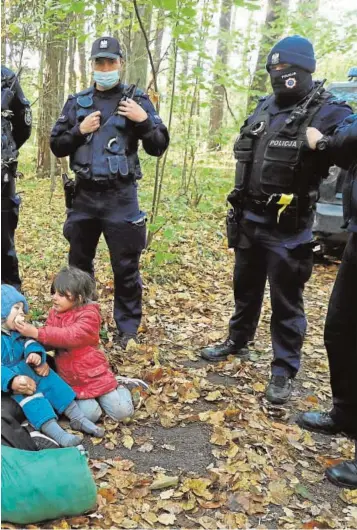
[117,99,148,123]
[306,127,323,150]
[11,375,36,395]
[34,362,50,377]
[79,111,101,134]
[26,353,42,366]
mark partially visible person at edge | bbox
[297,115,357,489]
[200,35,353,404]
[50,37,169,349]
[1,66,32,291]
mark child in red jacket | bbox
[15,267,137,424]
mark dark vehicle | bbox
[313,67,357,256]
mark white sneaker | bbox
[115,375,149,390]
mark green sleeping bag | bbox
[1,445,97,524]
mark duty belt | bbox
[244,195,313,215]
[76,178,133,192]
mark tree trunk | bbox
[247,0,290,110]
[68,34,77,95]
[1,0,6,63]
[127,3,152,87]
[37,14,67,179]
[208,0,233,150]
[153,8,164,74]
[77,16,88,90]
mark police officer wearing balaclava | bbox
[201,36,352,404]
[1,66,32,290]
[50,37,169,349]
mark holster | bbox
[226,208,240,249]
[62,174,76,209]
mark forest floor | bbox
[7,178,357,529]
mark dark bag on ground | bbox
[1,445,97,524]
[1,394,36,451]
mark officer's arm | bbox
[133,95,170,157]
[50,96,87,158]
[10,76,32,149]
[311,101,354,175]
[328,114,357,170]
[317,100,353,136]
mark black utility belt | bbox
[76,177,134,192]
[244,197,312,216]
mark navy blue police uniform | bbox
[50,38,169,340]
[201,36,352,404]
[1,66,32,290]
[298,114,357,488]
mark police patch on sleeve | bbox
[24,107,32,126]
[58,114,68,123]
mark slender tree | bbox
[209,0,233,150]
[248,0,290,109]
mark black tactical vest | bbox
[234,92,329,200]
[1,72,18,167]
[72,85,143,182]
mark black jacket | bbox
[328,114,357,232]
[1,66,32,154]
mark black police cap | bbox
[90,36,123,60]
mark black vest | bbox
[1,71,18,167]
[234,92,330,200]
[72,85,144,182]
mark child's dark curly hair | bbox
[51,266,95,306]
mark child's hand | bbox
[11,375,36,395]
[15,320,39,339]
[34,362,50,377]
[26,353,42,366]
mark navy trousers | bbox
[63,183,146,334]
[1,171,21,290]
[325,233,357,432]
[229,219,314,377]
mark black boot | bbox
[326,461,357,489]
[297,411,357,437]
[116,332,138,350]
[200,338,249,362]
[265,375,293,404]
[297,411,342,435]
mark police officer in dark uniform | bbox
[50,37,169,348]
[1,66,32,290]
[298,115,357,488]
[200,36,352,404]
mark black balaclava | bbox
[270,65,313,107]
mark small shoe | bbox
[200,338,250,362]
[115,375,149,390]
[116,333,138,350]
[265,375,293,404]
[326,460,357,489]
[297,411,342,435]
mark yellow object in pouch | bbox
[277,194,294,223]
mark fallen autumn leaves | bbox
[7,180,357,529]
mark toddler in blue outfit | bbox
[1,284,104,447]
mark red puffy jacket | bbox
[38,303,118,399]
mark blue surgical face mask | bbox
[93,69,120,89]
